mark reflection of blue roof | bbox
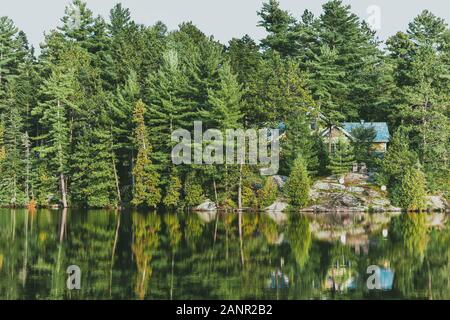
[348,277,357,290]
[277,122,286,133]
[379,268,394,290]
[268,271,289,289]
[343,122,390,143]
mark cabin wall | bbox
[372,142,387,152]
[322,127,388,153]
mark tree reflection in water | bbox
[0,209,447,299]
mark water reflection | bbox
[0,209,448,300]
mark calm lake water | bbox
[0,209,448,300]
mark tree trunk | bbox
[22,211,29,287]
[110,211,121,296]
[60,173,68,208]
[112,158,122,206]
[422,96,429,165]
[59,208,67,242]
[24,132,30,203]
[238,211,245,267]
[213,178,219,207]
[328,124,332,154]
[238,164,243,210]
[110,128,122,206]
[131,151,135,190]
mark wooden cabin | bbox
[320,121,390,153]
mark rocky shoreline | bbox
[195,172,449,213]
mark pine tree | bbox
[109,70,140,199]
[327,139,355,176]
[32,161,56,206]
[0,16,22,108]
[318,0,382,118]
[257,55,313,123]
[171,23,223,112]
[257,0,299,57]
[131,100,161,208]
[257,177,278,208]
[387,11,449,193]
[108,3,132,36]
[163,168,182,208]
[59,0,96,51]
[227,35,262,85]
[0,83,26,206]
[351,126,376,166]
[377,128,417,189]
[0,2,447,210]
[0,121,5,162]
[33,64,75,207]
[391,166,427,210]
[296,10,320,66]
[183,172,204,207]
[285,156,311,208]
[11,39,39,136]
[201,62,243,205]
[147,49,195,168]
[202,62,243,129]
[0,120,7,202]
[71,129,118,208]
[306,45,347,123]
[407,10,447,49]
[226,35,264,126]
[282,111,319,176]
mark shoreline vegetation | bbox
[0,0,448,212]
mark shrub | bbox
[285,156,311,208]
[391,166,427,210]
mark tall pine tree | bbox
[131,100,161,208]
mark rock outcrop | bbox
[265,200,288,212]
[304,173,401,212]
[194,200,217,211]
[426,196,449,211]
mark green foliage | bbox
[287,214,312,268]
[32,162,57,206]
[0,16,22,103]
[202,62,242,130]
[282,111,319,176]
[257,55,313,123]
[285,156,311,208]
[147,49,195,167]
[183,173,204,207]
[351,126,376,166]
[242,185,258,209]
[390,213,429,257]
[131,100,161,208]
[327,139,355,176]
[163,169,182,208]
[387,10,449,195]
[257,177,278,208]
[71,129,118,208]
[132,212,161,299]
[257,0,298,57]
[0,1,448,208]
[391,166,427,210]
[164,214,181,249]
[377,128,417,188]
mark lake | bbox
[0,209,448,300]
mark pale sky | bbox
[0,0,449,52]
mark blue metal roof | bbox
[342,122,390,143]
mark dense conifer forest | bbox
[0,0,448,209]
